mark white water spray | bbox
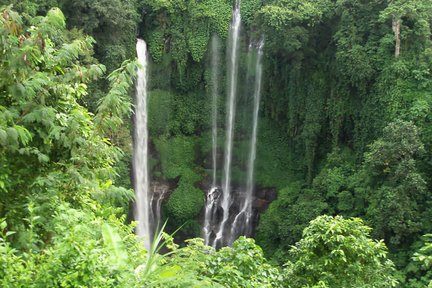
[211,35,220,189]
[153,187,168,230]
[230,40,264,243]
[203,186,219,244]
[203,34,221,245]
[134,39,151,250]
[213,0,241,248]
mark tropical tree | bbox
[363,121,427,247]
[284,215,398,288]
[0,6,142,287]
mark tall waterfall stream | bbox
[134,39,151,250]
[204,0,265,248]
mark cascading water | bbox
[202,1,265,248]
[203,186,219,245]
[155,193,164,224]
[150,182,169,232]
[203,34,221,245]
[212,0,241,248]
[211,35,220,188]
[230,40,264,244]
[133,39,151,250]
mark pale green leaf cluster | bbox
[143,0,231,68]
[284,215,398,288]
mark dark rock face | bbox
[249,186,277,234]
[253,198,268,210]
[149,181,172,199]
[131,174,276,247]
[255,187,277,203]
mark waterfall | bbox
[211,35,220,188]
[213,0,241,248]
[230,40,264,243]
[133,39,151,250]
[151,185,168,230]
[203,34,221,245]
[203,186,219,245]
[155,190,166,227]
[244,40,264,235]
[202,1,265,248]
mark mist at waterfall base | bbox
[203,1,266,248]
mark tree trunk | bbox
[392,16,401,58]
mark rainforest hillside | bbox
[1,0,432,287]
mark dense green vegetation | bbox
[1,0,432,286]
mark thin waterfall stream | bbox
[203,0,266,248]
[203,35,222,245]
[230,40,264,244]
[211,35,220,188]
[151,185,168,230]
[212,0,241,248]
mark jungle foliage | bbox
[1,0,432,287]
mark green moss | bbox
[149,89,210,137]
[148,90,174,136]
[148,30,165,63]
[240,0,261,27]
[255,118,297,189]
[154,135,204,237]
[187,27,209,62]
[154,136,197,179]
[165,178,204,225]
